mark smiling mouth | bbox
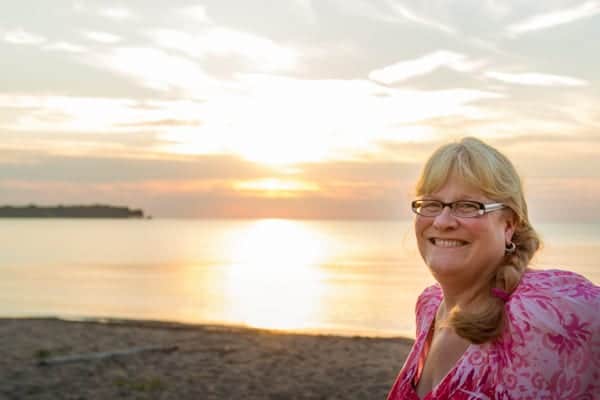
[429,238,469,248]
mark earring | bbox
[505,241,516,254]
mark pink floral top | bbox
[387,270,600,400]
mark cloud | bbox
[0,176,412,219]
[3,29,46,45]
[330,0,396,23]
[1,76,486,165]
[369,50,484,84]
[507,1,600,35]
[384,0,456,34]
[0,131,166,157]
[331,0,455,34]
[0,68,501,166]
[176,5,210,23]
[150,28,298,72]
[0,151,274,183]
[161,74,502,165]
[88,46,219,94]
[400,103,594,146]
[83,31,122,43]
[0,150,418,219]
[114,119,202,128]
[290,0,318,24]
[485,71,587,87]
[0,95,137,132]
[482,0,512,19]
[0,94,207,135]
[98,7,132,20]
[299,158,421,182]
[43,41,87,53]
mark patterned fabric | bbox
[387,269,600,400]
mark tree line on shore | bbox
[0,205,145,218]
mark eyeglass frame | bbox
[411,199,506,218]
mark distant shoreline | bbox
[0,205,146,219]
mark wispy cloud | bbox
[162,74,502,165]
[83,31,122,44]
[0,149,418,218]
[176,5,210,23]
[150,28,298,72]
[114,119,202,128]
[0,70,502,165]
[384,0,456,34]
[507,1,600,35]
[332,0,455,34]
[98,7,132,20]
[88,46,218,94]
[0,95,138,133]
[0,152,274,183]
[43,41,87,53]
[0,94,205,135]
[290,0,318,24]
[369,50,484,84]
[3,29,46,45]
[485,71,587,86]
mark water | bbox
[1,219,598,338]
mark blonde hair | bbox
[416,137,540,343]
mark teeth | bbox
[431,239,467,247]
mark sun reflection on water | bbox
[222,219,328,331]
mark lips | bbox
[429,238,469,247]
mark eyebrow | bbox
[421,195,485,202]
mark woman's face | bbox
[414,174,515,284]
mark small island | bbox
[0,205,146,219]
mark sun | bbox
[221,219,330,331]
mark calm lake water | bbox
[1,219,598,338]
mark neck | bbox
[436,275,492,317]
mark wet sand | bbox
[0,318,413,399]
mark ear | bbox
[503,211,517,243]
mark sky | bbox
[1,0,600,221]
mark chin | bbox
[425,258,466,277]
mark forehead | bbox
[424,174,488,201]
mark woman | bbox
[387,137,599,399]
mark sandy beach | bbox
[0,318,413,399]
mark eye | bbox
[453,201,481,214]
[420,200,442,212]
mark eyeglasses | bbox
[411,199,505,218]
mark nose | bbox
[432,205,458,230]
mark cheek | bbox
[415,218,437,262]
[467,221,507,251]
[461,219,493,236]
[414,217,429,241]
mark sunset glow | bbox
[234,179,319,196]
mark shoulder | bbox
[508,269,599,327]
[495,269,600,397]
[416,284,442,314]
[414,284,442,334]
[512,269,599,310]
[520,268,595,287]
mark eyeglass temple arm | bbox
[482,203,505,213]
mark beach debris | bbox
[37,345,178,366]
